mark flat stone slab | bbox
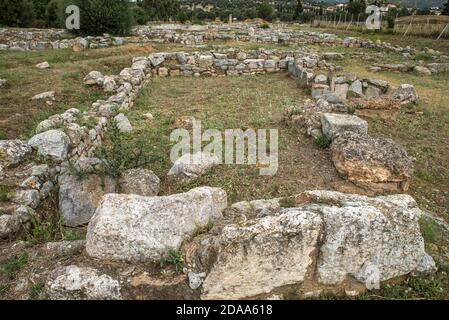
[321,113,368,140]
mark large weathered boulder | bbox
[201,209,323,299]
[321,113,368,140]
[45,265,122,300]
[331,132,415,192]
[391,84,419,105]
[59,158,116,227]
[119,168,160,196]
[86,187,227,262]
[168,152,220,182]
[196,191,435,299]
[296,191,436,288]
[28,130,70,161]
[0,140,32,168]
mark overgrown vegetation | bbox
[0,253,28,280]
[94,124,162,177]
[160,249,186,272]
[314,134,331,149]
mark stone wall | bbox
[0,47,418,238]
[0,28,125,51]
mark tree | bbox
[45,0,63,28]
[142,0,180,21]
[131,5,148,25]
[69,0,132,36]
[293,0,304,20]
[0,0,36,27]
[347,0,366,15]
[443,0,449,15]
[257,1,274,21]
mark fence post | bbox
[437,23,449,41]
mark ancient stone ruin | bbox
[1,22,447,300]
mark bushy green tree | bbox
[443,0,449,15]
[45,0,63,28]
[69,0,132,36]
[257,1,274,21]
[347,0,366,15]
[0,0,36,27]
[293,0,303,20]
[143,0,180,21]
[131,5,148,25]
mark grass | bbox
[0,253,28,280]
[0,185,12,202]
[314,134,331,149]
[160,249,186,273]
[0,44,157,139]
[28,281,46,300]
[112,73,343,204]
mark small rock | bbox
[36,61,50,69]
[46,265,122,300]
[46,240,86,255]
[188,272,204,290]
[0,79,8,89]
[348,80,364,98]
[114,113,132,133]
[31,91,55,101]
[83,71,104,85]
[321,113,368,140]
[103,76,117,93]
[119,168,160,196]
[0,215,21,238]
[0,140,32,168]
[12,190,40,208]
[391,84,419,105]
[168,152,220,182]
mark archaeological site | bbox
[1,0,449,304]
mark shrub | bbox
[160,249,185,272]
[69,0,132,36]
[260,22,270,29]
[94,124,161,177]
[314,134,331,149]
[0,0,36,27]
[45,0,63,28]
[131,5,147,25]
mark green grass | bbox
[160,249,186,273]
[0,185,12,202]
[314,134,331,149]
[0,253,28,280]
[28,282,46,300]
[0,284,10,298]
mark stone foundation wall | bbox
[0,47,417,238]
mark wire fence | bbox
[311,14,449,40]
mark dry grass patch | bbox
[112,73,347,204]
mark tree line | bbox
[1,0,448,35]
